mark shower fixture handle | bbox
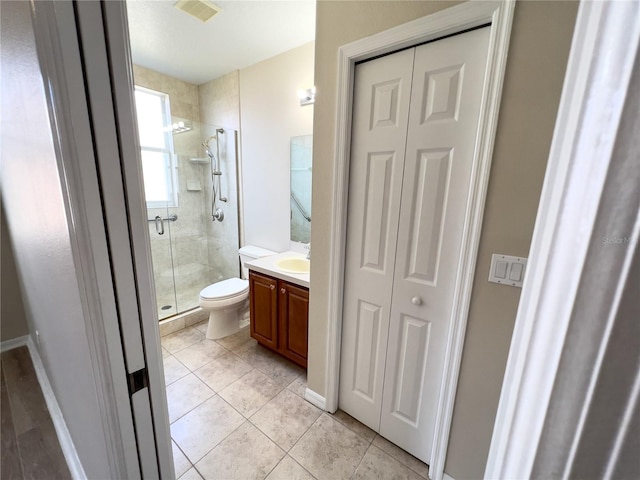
[155,216,164,235]
[212,207,224,222]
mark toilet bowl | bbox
[199,245,275,340]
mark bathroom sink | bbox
[274,257,310,274]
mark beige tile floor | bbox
[162,323,430,480]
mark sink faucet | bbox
[305,243,311,260]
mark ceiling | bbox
[126,0,316,85]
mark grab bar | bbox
[290,192,311,223]
[147,214,177,236]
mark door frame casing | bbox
[29,1,173,477]
[485,1,640,477]
[28,1,150,477]
[102,2,174,478]
[324,2,515,479]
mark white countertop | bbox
[246,251,310,288]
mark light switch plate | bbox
[488,254,527,287]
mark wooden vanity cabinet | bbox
[248,271,278,350]
[249,270,309,368]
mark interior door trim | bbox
[324,2,515,479]
[28,1,142,477]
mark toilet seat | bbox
[199,278,249,310]
[199,277,248,301]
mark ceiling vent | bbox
[174,0,221,23]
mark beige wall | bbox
[133,65,200,123]
[1,202,29,342]
[239,42,315,252]
[199,71,241,131]
[308,1,578,478]
[2,1,116,473]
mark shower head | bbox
[202,132,222,147]
[205,148,214,159]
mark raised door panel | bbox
[380,27,491,463]
[340,48,415,430]
[249,271,278,350]
[278,281,308,368]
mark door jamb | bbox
[324,2,514,479]
[28,1,142,477]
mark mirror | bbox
[290,135,312,244]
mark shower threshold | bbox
[158,307,208,337]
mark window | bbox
[134,87,177,208]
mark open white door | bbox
[73,2,174,478]
[29,1,173,477]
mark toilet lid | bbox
[200,278,249,300]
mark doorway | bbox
[323,3,514,479]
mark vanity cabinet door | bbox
[278,281,309,368]
[249,271,278,350]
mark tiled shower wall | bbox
[133,65,240,319]
[199,72,242,286]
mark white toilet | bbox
[199,245,275,340]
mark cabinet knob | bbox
[281,288,286,294]
[411,296,422,305]
[270,284,275,290]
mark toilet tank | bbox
[239,245,276,279]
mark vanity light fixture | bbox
[298,86,316,106]
[165,120,192,134]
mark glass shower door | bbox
[134,80,241,320]
[147,203,178,320]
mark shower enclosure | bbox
[141,111,241,320]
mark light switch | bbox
[509,263,524,282]
[495,261,508,279]
[488,254,527,287]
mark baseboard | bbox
[0,334,29,353]
[26,337,86,480]
[304,387,326,410]
[443,473,455,480]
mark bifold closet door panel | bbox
[339,48,415,430]
[379,26,491,462]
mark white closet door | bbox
[339,48,415,429]
[379,26,491,462]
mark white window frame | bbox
[134,85,178,209]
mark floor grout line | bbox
[164,326,429,480]
[348,440,373,480]
[163,329,323,480]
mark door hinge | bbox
[127,368,149,395]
